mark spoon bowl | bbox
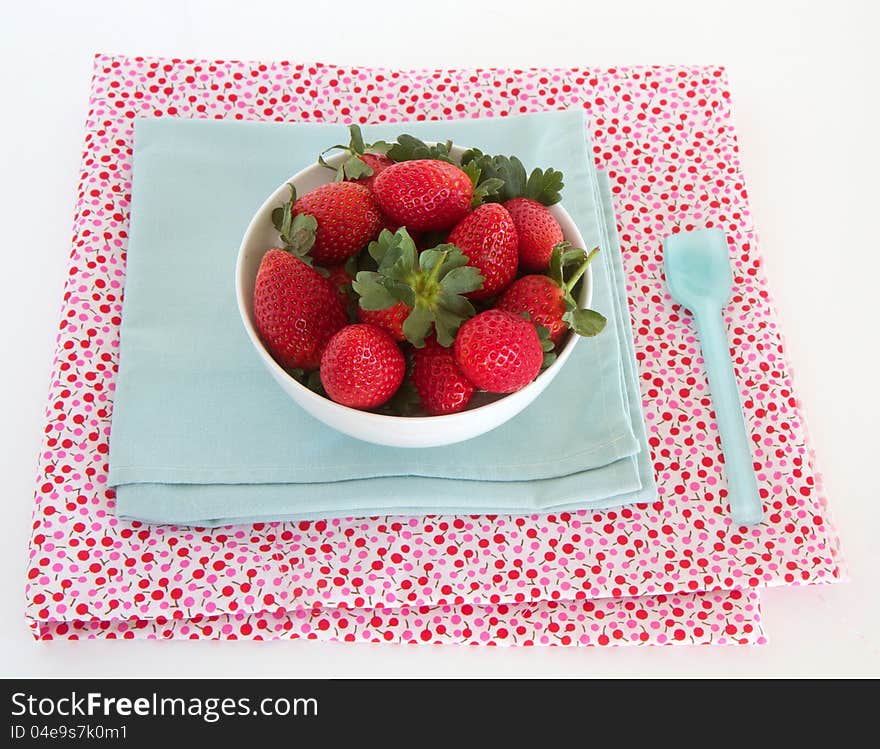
[665,228,733,311]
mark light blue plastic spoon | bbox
[663,228,763,526]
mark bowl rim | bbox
[235,144,592,424]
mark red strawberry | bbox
[496,244,607,344]
[453,309,543,394]
[377,213,422,246]
[496,275,568,344]
[325,263,354,297]
[447,203,518,300]
[320,324,406,409]
[378,213,400,234]
[358,302,409,342]
[293,182,382,265]
[412,337,475,415]
[318,125,393,192]
[352,228,483,348]
[504,197,564,272]
[351,153,393,191]
[253,249,347,371]
[372,160,473,231]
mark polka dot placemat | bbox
[24,55,843,645]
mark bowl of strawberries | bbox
[235,127,607,448]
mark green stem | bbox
[563,247,600,294]
[405,250,449,305]
[426,251,449,285]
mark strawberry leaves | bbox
[518,311,558,370]
[548,241,589,285]
[460,149,564,205]
[536,323,557,369]
[317,124,392,181]
[523,166,564,205]
[337,157,374,181]
[549,243,607,338]
[461,160,505,208]
[352,228,484,347]
[287,368,325,394]
[386,134,456,163]
[353,273,397,311]
[562,307,607,337]
[271,184,318,261]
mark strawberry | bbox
[447,203,518,300]
[412,336,475,415]
[318,124,394,191]
[504,197,564,272]
[352,228,483,348]
[353,153,394,191]
[458,150,565,270]
[453,309,544,393]
[319,324,405,409]
[289,182,382,265]
[497,274,569,344]
[253,249,347,371]
[377,213,422,247]
[372,160,473,231]
[496,244,607,343]
[358,302,409,342]
[323,259,363,324]
[377,213,400,234]
[325,263,354,297]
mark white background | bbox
[1,0,878,677]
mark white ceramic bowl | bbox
[235,145,591,448]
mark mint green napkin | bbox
[109,110,656,525]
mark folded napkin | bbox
[108,109,656,525]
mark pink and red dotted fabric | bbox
[24,55,842,645]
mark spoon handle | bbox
[694,307,763,526]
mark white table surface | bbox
[2,0,877,678]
